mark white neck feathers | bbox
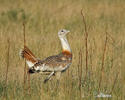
[59,36,71,52]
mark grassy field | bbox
[0,0,125,99]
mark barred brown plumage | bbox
[20,29,72,83]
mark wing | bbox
[29,53,72,73]
[35,53,72,67]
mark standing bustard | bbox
[20,29,72,83]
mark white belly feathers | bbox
[34,63,71,72]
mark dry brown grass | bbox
[0,0,125,99]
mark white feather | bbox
[26,61,34,68]
[59,37,71,52]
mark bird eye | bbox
[61,30,64,32]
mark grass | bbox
[0,0,125,100]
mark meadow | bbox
[0,0,125,99]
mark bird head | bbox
[58,29,70,38]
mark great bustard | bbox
[20,29,72,83]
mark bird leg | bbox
[44,72,55,83]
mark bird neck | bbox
[59,36,71,53]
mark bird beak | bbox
[67,30,70,34]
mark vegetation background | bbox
[0,0,125,99]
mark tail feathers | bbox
[20,46,38,67]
